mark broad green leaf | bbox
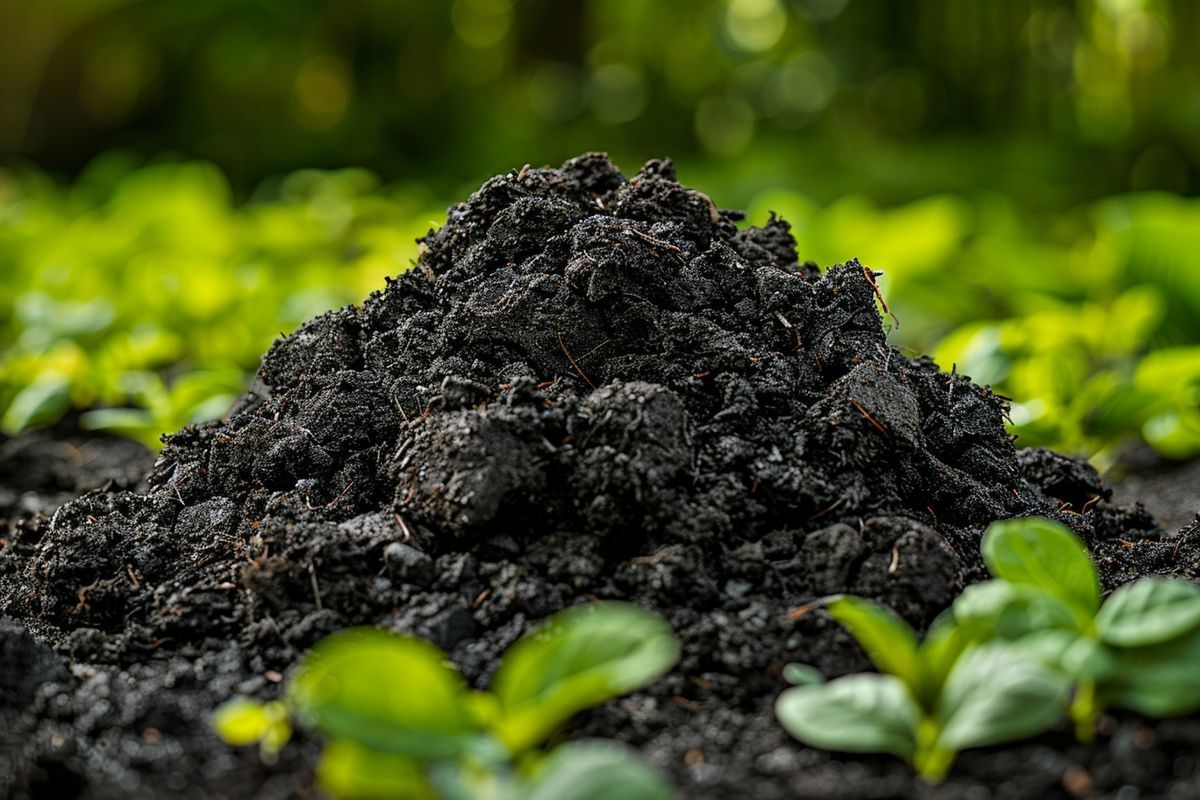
[79,407,155,434]
[1110,629,1200,717]
[288,628,479,758]
[782,663,825,686]
[1008,630,1115,680]
[916,613,969,705]
[776,673,919,760]
[1,372,72,433]
[522,741,675,800]
[936,643,1070,751]
[1007,629,1075,669]
[1096,578,1200,647]
[951,580,1077,640]
[317,738,436,800]
[212,698,268,746]
[827,596,922,694]
[491,603,679,753]
[981,518,1100,620]
[212,698,292,753]
[1059,637,1116,679]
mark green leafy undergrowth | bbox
[776,516,1200,781]
[957,517,1200,738]
[7,158,1200,461]
[214,602,679,800]
[929,195,1200,464]
[0,157,435,448]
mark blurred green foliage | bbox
[4,156,1200,465]
[2,0,1196,204]
[1,0,1199,465]
[0,156,437,447]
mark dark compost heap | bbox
[3,154,1200,799]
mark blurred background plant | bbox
[1,0,1198,465]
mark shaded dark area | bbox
[3,1,1198,206]
[1,155,1198,798]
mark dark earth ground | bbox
[2,155,1200,800]
[1,428,1197,800]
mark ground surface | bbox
[2,155,1199,799]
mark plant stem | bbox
[914,719,955,782]
[1070,678,1097,742]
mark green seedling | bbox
[954,516,1200,739]
[775,595,1069,781]
[214,602,678,800]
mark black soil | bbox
[3,154,1200,800]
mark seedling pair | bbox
[775,595,1067,781]
[215,602,679,799]
[956,516,1200,737]
[776,516,1200,781]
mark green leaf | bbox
[490,603,679,753]
[935,643,1070,751]
[827,596,922,695]
[775,673,919,760]
[1096,578,1200,647]
[1110,629,1200,717]
[288,627,480,758]
[522,741,675,800]
[916,613,969,705]
[782,663,825,686]
[981,518,1100,622]
[1060,637,1116,680]
[211,698,293,753]
[212,698,269,746]
[79,407,155,434]
[951,580,1078,640]
[1,372,72,433]
[1008,630,1115,680]
[316,738,436,800]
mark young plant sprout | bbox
[776,517,1200,781]
[775,596,1068,781]
[956,517,1200,738]
[214,602,679,800]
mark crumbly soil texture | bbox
[3,154,1200,800]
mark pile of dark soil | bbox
[3,154,1199,799]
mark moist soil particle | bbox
[2,154,1200,799]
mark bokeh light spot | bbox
[763,51,836,119]
[695,94,756,154]
[527,63,587,122]
[588,64,647,124]
[451,0,513,49]
[725,0,787,53]
[293,56,352,131]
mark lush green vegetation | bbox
[214,602,679,800]
[0,158,436,447]
[4,158,1200,463]
[775,517,1200,781]
[3,1,1198,462]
